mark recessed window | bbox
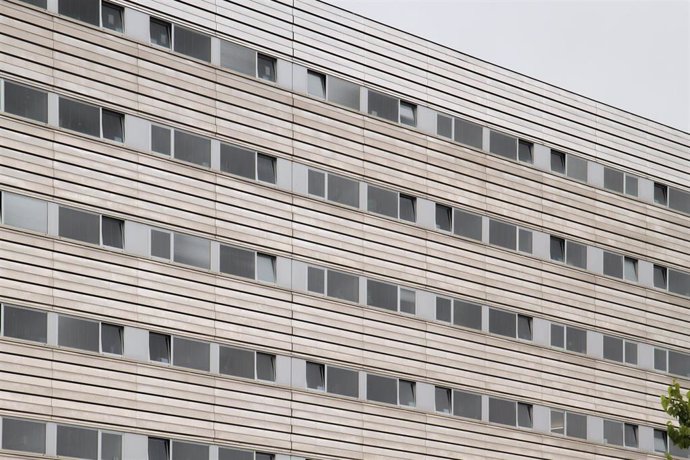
[399,194,416,222]
[327,75,360,110]
[624,256,638,282]
[151,125,172,155]
[3,304,47,343]
[550,409,564,435]
[654,182,668,205]
[173,25,211,62]
[489,131,517,160]
[437,114,452,138]
[101,216,124,248]
[307,266,325,294]
[453,209,483,241]
[3,81,48,123]
[367,90,399,122]
[453,390,481,420]
[489,220,516,250]
[256,352,275,381]
[148,437,170,460]
[435,386,451,414]
[603,251,623,278]
[327,270,359,302]
[58,315,99,352]
[489,397,516,426]
[306,361,325,390]
[101,323,123,355]
[220,448,255,460]
[173,337,210,371]
[399,101,417,127]
[367,279,397,311]
[58,206,100,245]
[669,187,690,214]
[19,0,47,7]
[603,335,623,362]
[565,241,587,269]
[517,315,533,340]
[220,41,256,76]
[453,300,482,330]
[308,170,326,197]
[327,174,359,207]
[653,264,668,289]
[56,425,98,459]
[172,441,208,460]
[518,402,533,428]
[566,155,588,182]
[669,350,690,377]
[435,204,452,232]
[549,236,565,262]
[551,411,587,439]
[101,432,123,459]
[367,374,397,405]
[150,18,172,48]
[551,324,564,348]
[489,308,516,338]
[518,140,533,163]
[102,109,124,142]
[151,229,171,260]
[669,269,690,297]
[550,150,566,174]
[59,0,99,26]
[219,245,255,279]
[256,253,276,283]
[367,185,398,218]
[2,192,48,233]
[173,233,210,269]
[149,332,171,364]
[654,348,668,372]
[307,70,326,99]
[59,97,100,137]
[257,54,276,82]
[173,130,211,167]
[101,2,124,32]
[454,118,483,149]
[257,154,276,183]
[603,167,624,193]
[2,418,46,454]
[625,175,638,197]
[219,346,255,379]
[566,326,587,353]
[399,288,415,314]
[518,229,533,254]
[435,297,451,322]
[326,366,359,397]
[624,341,638,365]
[399,380,416,407]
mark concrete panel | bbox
[124,327,149,361]
[638,426,654,453]
[481,126,490,152]
[415,382,434,412]
[587,247,604,274]
[47,93,59,127]
[124,8,150,43]
[638,344,655,370]
[638,177,655,204]
[292,163,309,195]
[416,198,435,230]
[291,358,306,389]
[532,405,551,433]
[45,422,56,456]
[292,64,308,94]
[588,162,604,189]
[124,221,150,257]
[210,241,220,272]
[123,115,150,152]
[359,86,368,113]
[416,291,435,321]
[210,343,219,374]
[276,158,292,191]
[587,416,603,443]
[359,181,367,210]
[533,144,551,171]
[532,318,550,347]
[211,139,221,170]
[481,395,489,422]
[532,231,550,260]
[587,331,603,360]
[276,59,293,91]
[481,305,489,332]
[275,354,291,386]
[358,276,366,306]
[481,216,489,244]
[47,312,58,346]
[291,260,308,292]
[638,260,654,288]
[47,203,59,236]
[416,106,436,135]
[123,433,148,459]
[358,371,366,399]
[276,256,292,289]
[210,37,221,66]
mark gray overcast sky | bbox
[328,0,690,133]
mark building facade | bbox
[1,0,690,458]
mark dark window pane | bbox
[367,90,398,122]
[219,448,254,460]
[4,305,47,343]
[436,297,451,322]
[56,425,98,460]
[604,167,624,193]
[489,220,516,250]
[489,398,516,426]
[220,41,255,76]
[653,264,667,289]
[603,252,623,278]
[59,0,99,25]
[327,366,359,397]
[517,315,532,340]
[518,403,532,428]
[669,270,690,296]
[453,209,482,241]
[307,267,325,293]
[255,453,274,460]
[174,130,211,167]
[566,156,588,182]
[173,25,211,61]
[173,337,210,371]
[489,131,516,159]
[308,170,325,197]
[148,437,170,460]
[102,2,123,32]
[172,441,208,460]
[2,418,46,453]
[327,76,360,110]
[367,374,397,404]
[518,140,533,163]
[307,70,326,98]
[567,413,587,439]
[256,352,275,381]
[306,362,325,390]
[399,288,415,314]
[550,236,565,262]
[4,193,48,233]
[327,270,359,302]
[453,300,482,330]
[19,0,47,7]
[669,187,690,214]
[603,336,623,362]
[671,437,690,457]
[654,348,667,372]
[551,410,564,434]
[4,81,48,123]
[173,233,210,269]
[654,182,668,205]
[437,114,452,138]
[550,150,566,174]
[624,424,638,448]
[669,351,690,377]
[219,346,254,379]
[102,216,124,248]
[59,206,100,244]
[654,429,667,453]
[551,324,564,348]
[257,154,276,183]
[625,175,638,196]
[566,326,587,354]
[435,386,451,413]
[58,315,99,352]
[436,204,452,231]
[367,279,397,311]
[518,229,532,253]
[150,18,171,48]
[566,241,587,269]
[151,230,171,259]
[149,332,171,364]
[625,341,637,365]
[489,308,516,338]
[257,255,275,283]
[400,101,416,126]
[101,323,123,355]
[399,380,415,407]
[59,97,100,137]
[220,144,255,179]
[399,194,416,222]
[454,118,483,149]
[453,390,481,420]
[101,432,122,460]
[327,174,359,207]
[151,125,171,155]
[102,109,124,142]
[624,257,637,281]
[257,54,276,82]
[367,185,398,218]
[220,245,255,279]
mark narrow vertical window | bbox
[653,264,668,289]
[550,150,566,174]
[306,362,325,390]
[149,332,171,364]
[399,288,415,314]
[518,229,533,254]
[399,194,416,222]
[435,204,452,231]
[549,236,565,262]
[399,380,416,407]
[101,2,124,32]
[624,175,638,196]
[3,81,48,123]
[148,438,170,460]
[257,154,276,183]
[151,125,171,155]
[307,70,326,99]
[150,18,172,48]
[435,386,452,414]
[102,109,124,142]
[489,131,517,160]
[256,253,276,283]
[399,101,417,127]
[101,216,124,249]
[435,297,451,322]
[518,140,533,163]
[623,256,638,282]
[307,170,326,197]
[257,54,276,82]
[551,324,565,348]
[151,229,171,260]
[437,114,452,138]
[101,323,123,355]
[307,266,325,294]
[654,182,668,205]
[256,352,276,381]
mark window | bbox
[400,288,415,314]
[435,204,452,231]
[549,236,565,262]
[173,25,211,62]
[488,397,516,426]
[603,167,624,193]
[2,418,46,454]
[566,155,588,182]
[367,185,398,218]
[307,70,326,98]
[56,425,98,459]
[435,386,451,414]
[149,332,171,363]
[327,174,359,207]
[399,101,417,126]
[654,182,668,205]
[151,229,171,259]
[174,130,211,167]
[603,335,623,362]
[258,154,277,183]
[489,131,517,160]
[489,220,516,250]
[550,150,566,174]
[453,209,482,241]
[256,352,275,381]
[654,429,668,454]
[58,315,99,352]
[518,229,533,254]
[327,270,359,302]
[326,366,359,397]
[306,361,325,390]
[603,251,623,279]
[220,245,255,279]
[173,233,210,269]
[654,348,668,372]
[454,118,483,149]
[565,241,587,269]
[554,325,587,355]
[624,256,638,282]
[219,346,255,379]
[453,300,482,330]
[19,0,47,7]
[653,264,667,289]
[173,337,210,371]
[367,90,398,122]
[257,253,276,283]
[148,437,170,460]
[257,54,276,82]
[435,297,451,322]
[437,114,452,138]
[220,41,255,76]
[551,324,564,348]
[669,351,690,377]
[307,267,325,294]
[453,390,481,420]
[517,315,533,340]
[518,402,533,428]
[307,170,325,197]
[172,441,208,460]
[625,175,638,197]
[150,18,172,48]
[669,269,690,297]
[151,125,172,155]
[327,75,360,110]
[220,448,255,460]
[221,144,257,180]
[3,81,48,122]
[101,216,124,248]
[399,380,416,407]
[3,305,47,343]
[518,140,533,163]
[550,409,564,435]
[59,97,100,137]
[367,279,397,311]
[101,2,123,32]
[399,194,416,222]
[59,0,99,26]
[101,323,123,355]
[101,432,122,460]
[2,192,48,233]
[669,187,690,214]
[102,109,124,142]
[603,421,637,447]
[488,308,516,338]
[624,341,638,365]
[551,410,586,439]
[367,374,397,405]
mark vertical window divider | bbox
[0,79,4,113]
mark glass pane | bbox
[102,216,124,248]
[59,97,100,137]
[624,257,638,281]
[151,230,171,259]
[518,403,532,428]
[102,109,124,142]
[624,424,638,448]
[654,348,667,372]
[567,413,587,439]
[255,454,274,460]
[367,279,398,311]
[219,346,254,379]
[256,352,275,381]
[437,114,452,138]
[550,150,566,174]
[399,101,416,126]
[453,300,482,330]
[566,241,587,269]
[173,25,211,61]
[101,2,123,32]
[653,264,667,289]
[518,229,532,253]
[399,380,415,407]
[670,438,690,457]
[148,437,169,460]
[256,254,276,283]
[669,269,690,296]
[453,390,482,420]
[2,418,46,453]
[399,195,416,222]
[257,54,276,82]
[624,341,638,365]
[307,70,326,98]
[489,131,516,159]
[56,425,98,459]
[489,220,516,250]
[220,245,255,279]
[399,288,415,314]
[327,75,360,110]
[151,125,171,155]
[366,374,397,404]
[454,118,482,149]
[19,0,47,7]
[327,270,359,302]
[489,397,516,426]
[327,174,359,207]
[308,170,325,197]
[625,175,638,197]
[59,206,100,244]
[257,154,276,183]
[220,41,255,76]
[58,315,99,352]
[435,204,452,231]
[367,185,398,218]
[518,140,533,163]
[669,187,690,214]
[566,156,588,182]
[3,192,47,233]
[3,81,48,122]
[566,326,587,353]
[435,386,451,414]
[174,130,211,167]
[367,90,398,122]
[149,332,171,363]
[59,0,99,25]
[173,337,210,371]
[603,336,623,362]
[550,236,565,262]
[669,351,690,377]
[173,233,210,269]
[172,441,208,460]
[453,209,482,241]
[551,324,564,348]
[654,182,668,205]
[101,432,122,460]
[220,144,255,179]
[306,362,325,390]
[653,429,667,453]
[551,410,564,434]
[219,448,254,460]
[101,323,123,355]
[326,366,359,397]
[150,18,171,48]
[517,315,532,340]
[603,251,623,278]
[307,267,325,293]
[3,305,47,342]
[604,167,624,193]
[436,297,451,322]
[489,308,516,338]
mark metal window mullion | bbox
[169,334,174,366]
[97,430,103,460]
[98,322,103,354]
[0,304,3,337]
[395,378,400,406]
[0,79,4,113]
[323,268,328,294]
[253,350,258,380]
[98,0,103,28]
[324,364,328,392]
[253,50,259,78]
[99,107,104,139]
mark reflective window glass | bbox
[367,90,399,122]
[327,270,359,302]
[257,154,276,183]
[150,18,171,48]
[453,390,481,420]
[326,366,359,397]
[437,114,452,138]
[58,315,99,352]
[307,267,325,294]
[453,300,482,330]
[435,204,452,231]
[399,380,415,407]
[56,425,98,460]
[2,418,46,453]
[367,279,397,311]
[219,346,254,379]
[3,81,48,123]
[327,76,360,110]
[256,253,276,283]
[3,305,47,343]
[220,41,255,76]
[59,97,100,137]
[257,54,276,82]
[489,131,516,160]
[489,220,516,250]
[173,233,210,269]
[256,352,275,381]
[101,323,123,355]
[59,206,100,245]
[102,2,124,32]
[172,441,208,460]
[101,216,124,248]
[102,109,124,142]
[306,361,325,390]
[399,101,416,126]
[173,130,211,167]
[173,337,210,371]
[149,332,171,363]
[435,386,451,414]
[327,174,359,207]
[3,192,47,233]
[489,397,516,426]
[550,150,566,174]
[307,70,326,99]
[151,125,171,155]
[151,230,171,259]
[367,185,398,218]
[173,25,211,62]
[453,209,482,241]
[59,0,99,25]
[220,245,255,279]
[220,144,255,179]
[308,170,325,197]
[454,118,482,149]
[566,155,588,182]
[367,374,397,405]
